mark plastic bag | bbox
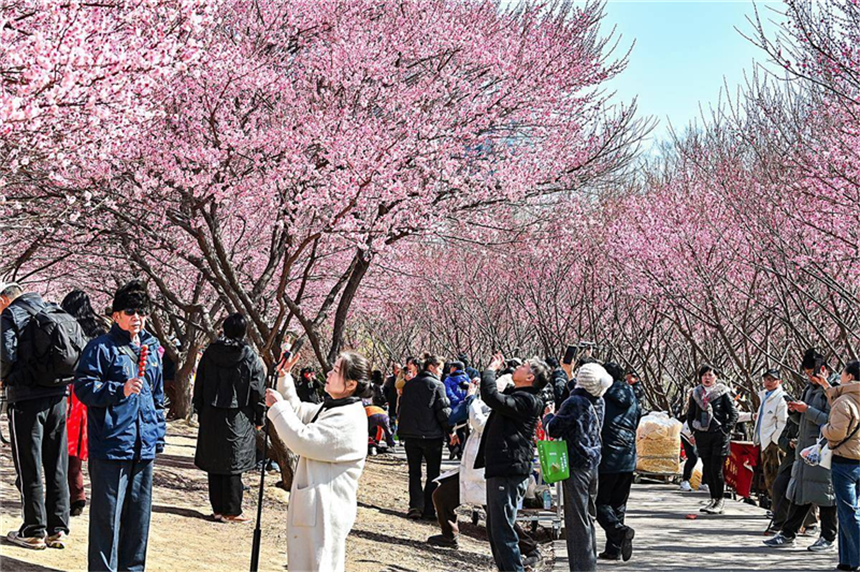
[800,438,832,470]
[537,439,569,484]
[636,411,682,474]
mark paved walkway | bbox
[552,482,840,571]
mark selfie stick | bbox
[249,358,281,572]
[250,337,304,572]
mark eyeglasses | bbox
[122,309,149,317]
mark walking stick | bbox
[250,351,285,572]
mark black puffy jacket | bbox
[397,371,451,440]
[193,338,265,474]
[599,379,642,474]
[475,369,543,479]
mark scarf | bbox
[691,383,730,432]
[310,396,361,424]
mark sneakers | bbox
[70,500,86,517]
[704,499,725,515]
[679,480,692,492]
[763,533,795,548]
[597,552,621,561]
[6,531,47,550]
[45,531,67,549]
[699,483,709,493]
[407,508,422,520]
[699,499,716,513]
[620,527,635,561]
[808,537,835,552]
[426,534,459,549]
[800,524,819,537]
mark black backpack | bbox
[17,304,88,387]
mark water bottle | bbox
[542,489,552,510]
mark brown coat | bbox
[822,381,860,460]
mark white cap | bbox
[575,363,613,398]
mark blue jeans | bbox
[486,475,528,572]
[833,459,860,568]
[88,458,154,572]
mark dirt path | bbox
[0,420,516,571]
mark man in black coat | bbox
[476,353,548,572]
[397,355,453,520]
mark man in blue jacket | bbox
[74,280,165,572]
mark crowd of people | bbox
[1,277,859,572]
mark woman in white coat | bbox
[265,351,371,572]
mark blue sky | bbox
[594,0,781,142]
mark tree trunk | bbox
[166,358,196,420]
[256,427,297,490]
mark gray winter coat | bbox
[786,382,835,507]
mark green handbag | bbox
[537,439,569,484]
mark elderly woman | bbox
[686,365,738,515]
[266,350,372,572]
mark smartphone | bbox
[562,345,577,365]
[782,394,795,403]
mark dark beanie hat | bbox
[111,280,152,314]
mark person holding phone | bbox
[266,350,372,572]
[764,349,838,552]
[753,369,789,523]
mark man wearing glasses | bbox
[74,280,166,572]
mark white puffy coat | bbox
[460,396,492,505]
[753,386,788,450]
[268,373,367,572]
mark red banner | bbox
[724,441,759,498]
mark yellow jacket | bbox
[822,382,860,460]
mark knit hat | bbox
[111,280,151,314]
[575,363,613,398]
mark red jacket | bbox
[67,387,88,460]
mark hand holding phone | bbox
[562,345,577,366]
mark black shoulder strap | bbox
[832,418,860,452]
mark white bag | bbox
[800,436,832,470]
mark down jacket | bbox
[786,381,835,507]
[74,324,165,460]
[397,371,451,440]
[822,381,860,460]
[193,338,266,475]
[599,379,642,474]
[545,387,605,471]
[475,369,543,479]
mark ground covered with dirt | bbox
[1,420,552,571]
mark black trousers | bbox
[782,502,837,542]
[681,438,698,482]
[596,471,634,556]
[700,453,726,500]
[9,395,70,538]
[207,473,243,517]
[771,469,815,530]
[404,438,443,516]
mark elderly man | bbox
[74,280,165,572]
